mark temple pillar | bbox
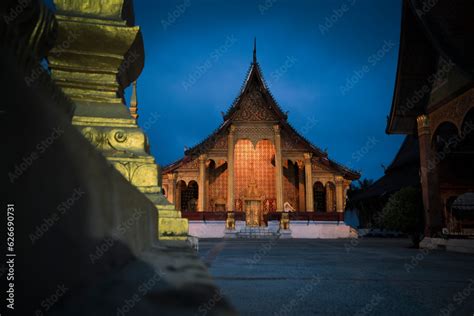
[167,173,177,204]
[198,154,207,212]
[205,166,210,210]
[343,181,351,210]
[325,183,333,212]
[417,115,443,236]
[297,161,306,211]
[304,153,314,212]
[227,125,236,211]
[274,125,284,212]
[175,181,182,212]
[335,176,344,212]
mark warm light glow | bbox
[234,139,276,203]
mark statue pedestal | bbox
[224,229,238,239]
[155,204,188,240]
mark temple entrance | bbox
[233,139,275,226]
[178,180,198,212]
[239,175,266,227]
[313,182,325,212]
[245,200,262,226]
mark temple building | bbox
[387,0,474,238]
[162,43,359,232]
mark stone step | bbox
[240,227,271,231]
[158,217,189,240]
[158,209,182,218]
[236,233,279,239]
[236,226,279,239]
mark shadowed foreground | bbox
[199,238,474,315]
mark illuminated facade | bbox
[163,44,360,227]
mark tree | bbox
[357,178,374,190]
[346,178,376,227]
[379,187,424,247]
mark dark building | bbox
[386,0,474,236]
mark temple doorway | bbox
[178,180,198,212]
[245,200,262,226]
[313,182,326,212]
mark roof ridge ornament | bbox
[253,37,257,64]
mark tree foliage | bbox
[379,187,424,245]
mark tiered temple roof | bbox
[164,46,359,180]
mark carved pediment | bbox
[181,158,199,170]
[233,90,279,122]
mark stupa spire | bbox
[130,81,138,121]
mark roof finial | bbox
[253,37,257,64]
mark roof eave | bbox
[386,0,411,135]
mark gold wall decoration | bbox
[428,87,474,138]
[234,125,274,146]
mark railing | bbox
[181,211,344,222]
[182,211,245,221]
[267,212,343,222]
[289,212,344,222]
[446,219,474,236]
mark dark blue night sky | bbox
[127,0,404,181]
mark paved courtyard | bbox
[198,238,474,316]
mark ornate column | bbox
[335,176,344,212]
[167,173,177,204]
[227,125,235,211]
[206,169,210,210]
[274,125,284,212]
[297,161,306,211]
[304,153,314,212]
[325,183,333,212]
[198,154,207,212]
[175,181,182,212]
[343,181,351,210]
[417,115,443,236]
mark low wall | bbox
[1,4,236,314]
[182,211,344,222]
[4,50,160,312]
[188,220,356,239]
[420,237,474,254]
[290,221,356,238]
[189,221,246,238]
